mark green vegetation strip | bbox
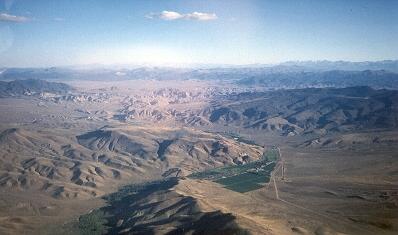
[59,209,109,235]
[189,147,278,193]
[59,179,176,235]
[77,210,108,235]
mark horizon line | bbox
[2,59,398,69]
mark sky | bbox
[0,0,397,67]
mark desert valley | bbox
[0,63,397,234]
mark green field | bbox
[57,209,109,235]
[189,147,279,193]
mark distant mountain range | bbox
[275,60,398,72]
[0,79,73,97]
[237,70,398,89]
[1,60,398,89]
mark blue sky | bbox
[0,0,397,67]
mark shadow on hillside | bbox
[82,177,251,235]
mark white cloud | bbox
[159,11,184,20]
[147,11,217,21]
[185,12,217,21]
[0,12,29,23]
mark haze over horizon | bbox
[0,0,397,67]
